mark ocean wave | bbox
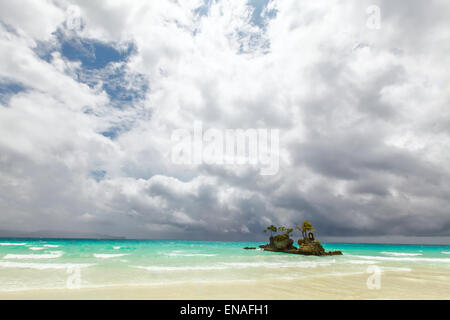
[381,252,422,257]
[93,253,128,259]
[0,261,94,270]
[0,243,27,246]
[135,265,228,271]
[223,260,336,268]
[113,246,121,250]
[2,251,63,260]
[442,252,450,255]
[381,267,412,272]
[164,252,217,257]
[29,247,45,251]
[135,260,336,272]
[347,260,377,265]
[43,245,59,248]
[349,255,450,263]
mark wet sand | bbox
[1,267,449,299]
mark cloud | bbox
[0,0,450,242]
[0,0,65,40]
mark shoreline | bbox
[1,268,448,300]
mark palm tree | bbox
[301,221,315,239]
[277,226,286,233]
[263,225,277,237]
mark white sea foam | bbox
[93,253,128,259]
[381,252,422,257]
[347,260,377,265]
[43,245,59,248]
[442,252,450,255]
[135,259,336,272]
[0,261,94,270]
[164,252,217,257]
[135,265,228,271]
[349,255,450,263]
[113,246,121,250]
[2,251,63,260]
[222,260,336,269]
[0,243,27,246]
[382,267,412,272]
[29,247,45,251]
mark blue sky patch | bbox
[195,0,276,54]
[60,38,134,70]
[0,80,26,105]
[100,127,121,140]
[32,31,150,141]
[248,0,276,28]
[76,64,149,108]
[90,169,106,182]
[194,0,277,30]
[34,31,149,110]
[194,0,214,17]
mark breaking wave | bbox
[347,260,377,265]
[0,261,94,270]
[93,253,128,259]
[381,252,422,257]
[135,265,228,272]
[164,252,217,257]
[349,255,450,263]
[2,251,63,260]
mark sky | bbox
[0,0,449,243]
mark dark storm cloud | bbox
[292,133,442,181]
[0,0,450,242]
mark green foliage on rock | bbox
[296,221,315,238]
[259,220,343,256]
[274,233,289,241]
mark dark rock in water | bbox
[243,247,256,250]
[259,238,342,256]
[298,239,325,255]
[325,250,343,255]
[269,236,275,248]
[297,239,342,256]
[273,236,295,250]
[259,223,342,256]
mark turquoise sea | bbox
[1,239,450,292]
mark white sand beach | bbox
[1,267,448,300]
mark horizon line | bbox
[1,236,450,246]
